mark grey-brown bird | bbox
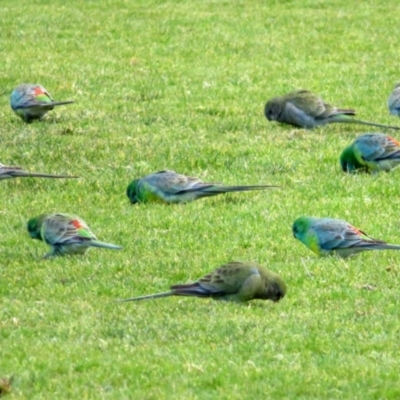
[265,90,400,130]
[119,261,286,303]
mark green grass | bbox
[1,0,400,398]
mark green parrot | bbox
[27,213,122,258]
[340,133,400,173]
[264,90,400,130]
[10,83,74,123]
[0,163,78,180]
[388,82,400,116]
[293,216,400,258]
[127,170,278,204]
[119,261,286,303]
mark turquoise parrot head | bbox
[292,216,322,256]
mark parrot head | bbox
[292,216,314,242]
[126,179,140,204]
[27,214,48,241]
[339,145,364,173]
[264,99,282,121]
[266,275,287,302]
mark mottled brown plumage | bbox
[119,261,286,303]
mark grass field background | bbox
[1,0,400,398]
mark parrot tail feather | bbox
[356,241,400,251]
[118,291,174,302]
[205,185,279,193]
[374,243,400,250]
[7,172,79,179]
[89,241,122,250]
[180,185,279,198]
[347,118,400,130]
[40,100,75,108]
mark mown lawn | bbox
[1,0,400,398]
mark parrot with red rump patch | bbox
[27,213,122,258]
[340,133,400,173]
[10,84,74,123]
[292,216,400,258]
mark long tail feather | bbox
[354,241,400,251]
[89,241,122,250]
[5,171,79,179]
[206,185,279,193]
[37,100,75,108]
[191,185,278,198]
[118,291,174,302]
[342,118,400,130]
[370,243,400,250]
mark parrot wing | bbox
[356,134,400,161]
[171,262,261,296]
[146,170,218,194]
[376,135,400,160]
[285,90,327,118]
[21,85,54,107]
[314,219,365,250]
[287,90,355,120]
[318,219,385,250]
[42,214,95,245]
[33,88,53,104]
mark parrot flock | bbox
[5,81,400,304]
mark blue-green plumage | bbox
[10,83,74,123]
